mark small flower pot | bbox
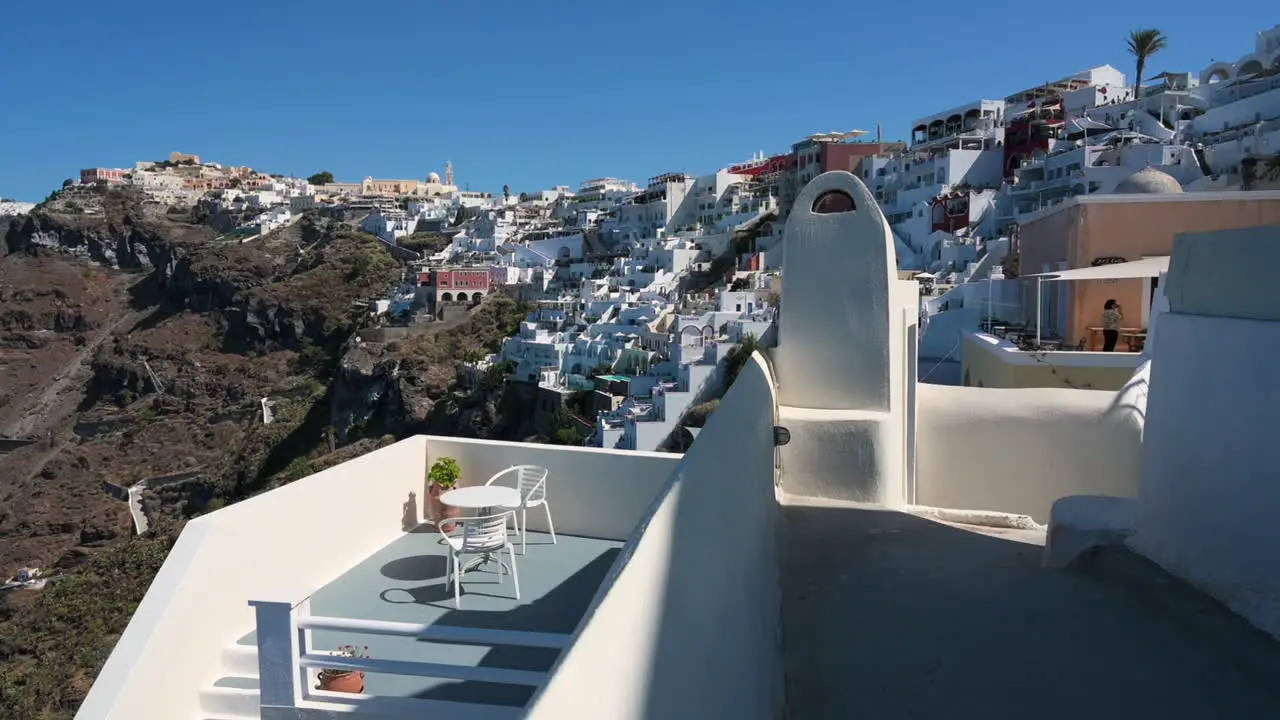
[427,482,461,533]
[317,670,364,693]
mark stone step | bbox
[220,644,259,677]
[198,686,259,718]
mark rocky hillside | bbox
[0,187,533,718]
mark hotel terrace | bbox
[78,173,1280,720]
[958,182,1280,390]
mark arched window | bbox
[812,190,855,215]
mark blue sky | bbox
[0,1,1273,201]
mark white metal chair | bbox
[442,511,520,608]
[484,465,554,554]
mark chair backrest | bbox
[515,465,549,503]
[459,513,510,552]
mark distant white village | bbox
[14,22,1280,451]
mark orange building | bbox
[1016,169,1280,347]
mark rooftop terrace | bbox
[214,530,618,714]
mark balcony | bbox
[226,529,620,716]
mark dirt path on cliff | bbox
[2,309,143,439]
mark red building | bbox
[928,189,977,233]
[425,267,491,304]
[729,154,796,177]
[80,168,127,185]
[817,141,902,175]
[1002,99,1064,178]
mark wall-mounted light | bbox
[773,426,792,447]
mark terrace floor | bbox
[234,527,621,708]
[781,497,1280,719]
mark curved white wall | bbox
[1129,311,1280,638]
[528,353,782,720]
[775,172,896,410]
[915,383,1143,522]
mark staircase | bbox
[197,634,533,719]
[199,643,261,719]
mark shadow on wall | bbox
[638,353,782,720]
[401,492,419,532]
[780,502,1280,719]
[1107,360,1149,432]
[526,353,783,720]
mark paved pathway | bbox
[781,497,1280,719]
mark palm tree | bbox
[1126,29,1168,98]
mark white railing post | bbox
[294,598,313,696]
[250,599,303,711]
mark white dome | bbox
[1114,167,1183,195]
[427,172,442,183]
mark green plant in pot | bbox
[316,644,369,693]
[427,457,462,533]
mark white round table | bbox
[438,485,522,572]
[439,485,521,515]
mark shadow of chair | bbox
[404,548,622,707]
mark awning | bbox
[1024,256,1169,281]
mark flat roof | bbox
[224,528,621,708]
[1020,190,1280,225]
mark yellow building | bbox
[361,178,423,196]
[361,163,458,197]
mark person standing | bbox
[1102,299,1123,352]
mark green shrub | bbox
[428,457,460,489]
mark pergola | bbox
[1020,256,1170,345]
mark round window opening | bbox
[813,190,855,215]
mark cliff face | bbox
[6,211,181,271]
[0,186,547,715]
[330,295,539,443]
[3,189,384,354]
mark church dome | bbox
[1114,167,1184,195]
[427,172,442,183]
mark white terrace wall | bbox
[424,437,681,541]
[78,438,681,720]
[527,352,783,720]
[1129,225,1280,639]
[77,438,430,720]
[915,383,1143,522]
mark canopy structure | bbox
[1024,256,1169,282]
[1019,256,1168,345]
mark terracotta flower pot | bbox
[317,670,364,693]
[427,482,461,533]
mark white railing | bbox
[250,597,572,717]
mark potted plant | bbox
[316,644,369,693]
[427,456,462,533]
